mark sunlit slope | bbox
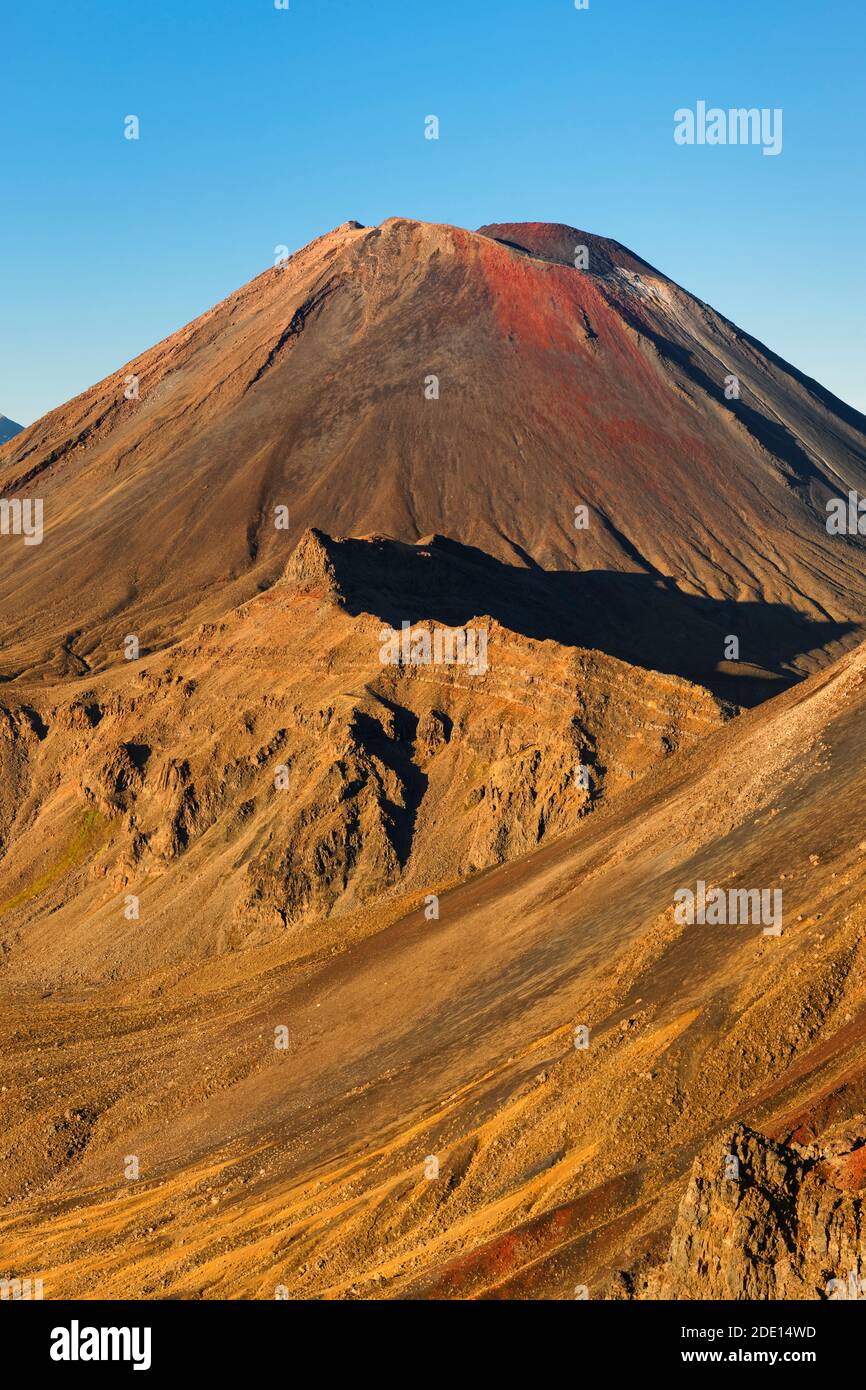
[2,639,865,1297]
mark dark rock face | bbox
[641,1124,866,1299]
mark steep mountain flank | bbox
[2,218,865,686]
[3,630,866,1298]
[0,530,729,985]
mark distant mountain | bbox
[0,414,23,445]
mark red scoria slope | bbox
[1,217,865,688]
[2,217,866,1302]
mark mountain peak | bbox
[0,414,24,446]
[477,220,665,278]
[1,215,865,688]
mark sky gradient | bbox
[2,0,864,424]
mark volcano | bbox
[2,219,866,1303]
[1,218,865,694]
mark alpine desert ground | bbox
[2,219,866,1300]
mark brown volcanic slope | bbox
[2,218,866,1300]
[2,625,866,1299]
[0,528,730,987]
[1,217,865,693]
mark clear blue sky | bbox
[2,0,864,424]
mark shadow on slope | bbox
[298,530,858,707]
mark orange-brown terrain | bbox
[1,219,866,1300]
